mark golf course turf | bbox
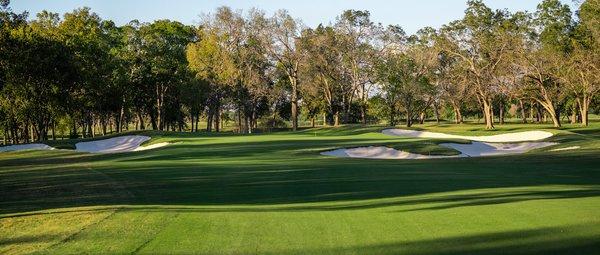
[1,123,600,254]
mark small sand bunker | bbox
[321,146,462,159]
[75,135,168,153]
[440,142,557,157]
[550,146,580,152]
[134,142,170,151]
[0,143,54,152]
[382,129,553,142]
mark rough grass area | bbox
[1,122,600,254]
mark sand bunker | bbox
[75,135,168,153]
[323,129,558,159]
[0,143,54,152]
[0,135,168,153]
[382,129,553,142]
[550,146,580,152]
[321,146,462,159]
[321,141,556,160]
[440,142,557,157]
[134,142,170,151]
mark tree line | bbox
[0,0,598,144]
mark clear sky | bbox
[10,0,578,34]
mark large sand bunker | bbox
[321,146,462,159]
[321,141,556,160]
[1,135,169,153]
[439,141,557,157]
[0,143,54,152]
[75,135,168,153]
[382,129,553,142]
[321,129,558,159]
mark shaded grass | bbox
[1,122,600,254]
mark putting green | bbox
[1,123,600,254]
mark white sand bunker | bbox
[382,129,553,142]
[440,142,557,157]
[321,146,462,159]
[0,143,54,152]
[75,135,168,153]
[550,146,580,152]
[323,129,558,159]
[321,141,557,160]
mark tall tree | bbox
[439,1,518,129]
[515,0,573,127]
[376,25,434,127]
[260,10,303,131]
[335,10,379,124]
[299,25,345,126]
[562,0,600,126]
[141,20,195,130]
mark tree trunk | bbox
[237,107,243,133]
[406,109,413,128]
[578,97,590,127]
[150,111,158,130]
[155,84,166,131]
[156,101,162,130]
[214,104,221,132]
[101,116,107,136]
[290,78,299,131]
[571,105,578,124]
[499,106,504,125]
[118,105,124,133]
[456,108,463,124]
[206,111,213,132]
[360,103,367,125]
[3,127,7,145]
[519,100,527,124]
[88,117,94,138]
[244,115,250,134]
[538,101,561,127]
[250,110,256,133]
[482,99,494,129]
[137,112,146,130]
[433,103,440,124]
[311,117,315,128]
[451,102,462,124]
[51,121,56,140]
[190,113,195,132]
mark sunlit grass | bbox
[1,121,600,254]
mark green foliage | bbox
[0,0,599,143]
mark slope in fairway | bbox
[1,124,600,254]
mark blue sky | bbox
[11,0,578,34]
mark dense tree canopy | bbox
[1,0,598,143]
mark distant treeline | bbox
[0,0,598,144]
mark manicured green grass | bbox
[1,122,600,254]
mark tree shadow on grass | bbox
[271,224,600,255]
[2,185,600,218]
[1,135,600,215]
[0,234,60,246]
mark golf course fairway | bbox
[1,123,600,254]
